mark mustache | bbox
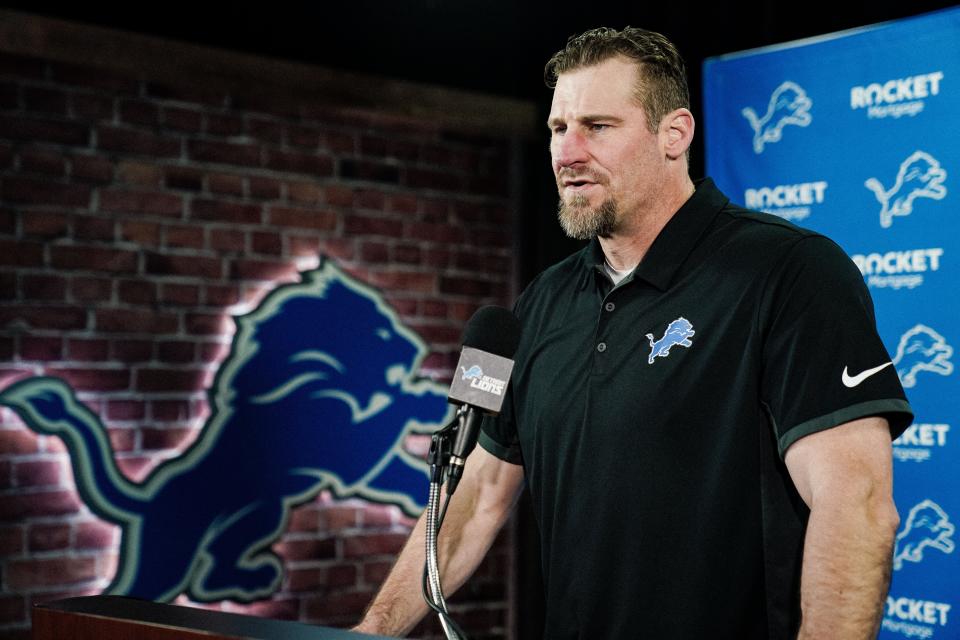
[556,167,607,187]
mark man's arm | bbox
[784,416,899,639]
[354,446,525,637]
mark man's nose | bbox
[552,130,589,170]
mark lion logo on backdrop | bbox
[864,150,948,228]
[0,260,453,603]
[741,81,813,154]
[892,324,954,388]
[893,499,956,570]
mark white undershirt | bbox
[603,260,634,286]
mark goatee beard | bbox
[557,196,619,240]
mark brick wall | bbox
[0,12,534,639]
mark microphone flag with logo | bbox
[446,306,521,492]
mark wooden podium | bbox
[32,596,393,640]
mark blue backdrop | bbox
[704,8,958,639]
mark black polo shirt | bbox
[479,179,912,639]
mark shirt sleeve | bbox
[759,235,913,456]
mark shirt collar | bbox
[579,178,728,292]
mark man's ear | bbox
[662,108,695,160]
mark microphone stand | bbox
[422,413,468,640]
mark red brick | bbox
[44,367,130,392]
[2,176,91,207]
[110,339,153,362]
[7,556,98,589]
[67,338,110,361]
[99,189,183,217]
[71,155,114,184]
[326,131,357,155]
[20,211,66,238]
[248,176,280,199]
[162,168,201,193]
[116,455,154,482]
[20,274,68,301]
[14,460,61,487]
[319,238,355,261]
[288,124,322,148]
[288,565,358,592]
[209,228,246,252]
[303,590,372,619]
[164,224,205,249]
[145,252,222,279]
[163,106,203,132]
[19,148,66,176]
[51,246,137,273]
[191,199,262,225]
[229,259,298,282]
[265,150,334,177]
[98,125,181,157]
[273,537,337,561]
[285,181,323,204]
[251,231,282,255]
[198,341,230,366]
[157,340,195,362]
[142,427,194,450]
[119,99,159,126]
[118,279,157,304]
[0,430,39,455]
[360,241,389,263]
[0,595,27,626]
[20,336,63,361]
[269,206,337,230]
[393,244,422,264]
[71,92,115,120]
[439,276,495,298]
[28,523,70,551]
[103,433,138,457]
[74,214,115,241]
[0,525,25,555]
[324,185,354,207]
[204,284,242,306]
[0,490,81,521]
[70,276,112,302]
[343,214,401,237]
[343,532,408,558]
[136,368,206,392]
[409,323,460,344]
[247,117,284,142]
[354,189,386,211]
[75,521,116,550]
[0,114,89,145]
[207,173,244,196]
[288,235,322,258]
[120,220,161,247]
[160,283,200,306]
[367,271,436,294]
[189,140,259,167]
[52,60,139,92]
[94,308,177,334]
[116,161,163,187]
[104,401,144,422]
[185,313,229,336]
[0,239,41,267]
[407,221,465,244]
[205,113,244,135]
[150,399,191,421]
[0,306,87,330]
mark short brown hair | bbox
[545,27,690,133]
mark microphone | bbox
[445,306,521,494]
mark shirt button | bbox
[604,302,615,312]
[596,342,607,353]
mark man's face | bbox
[548,56,665,239]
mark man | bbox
[355,27,912,639]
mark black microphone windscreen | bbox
[461,306,521,358]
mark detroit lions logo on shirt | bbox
[646,317,696,364]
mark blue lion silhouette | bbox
[0,260,453,603]
[646,317,696,364]
[893,499,955,570]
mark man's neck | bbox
[599,176,696,271]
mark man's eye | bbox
[552,126,566,135]
[590,123,609,131]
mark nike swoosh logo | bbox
[842,362,894,388]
